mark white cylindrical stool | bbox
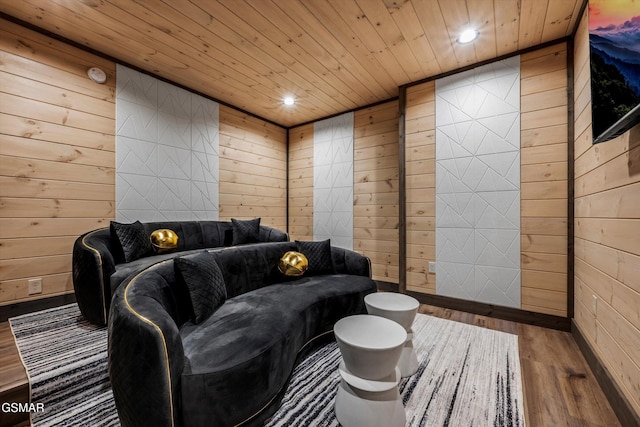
[365,292,420,377]
[333,314,407,427]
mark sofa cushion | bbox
[110,249,206,296]
[178,273,375,425]
[111,221,154,262]
[231,217,261,245]
[296,239,335,275]
[175,252,227,324]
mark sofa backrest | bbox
[73,220,288,326]
[174,241,372,307]
[209,241,297,299]
[109,220,288,264]
[143,221,228,253]
[119,240,371,329]
[112,241,301,330]
[122,258,192,326]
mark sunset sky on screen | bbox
[589,0,640,30]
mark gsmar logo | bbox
[1,402,45,413]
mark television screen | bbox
[589,0,640,143]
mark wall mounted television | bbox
[589,0,640,144]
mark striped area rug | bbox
[267,313,525,427]
[10,304,524,427]
[9,304,118,427]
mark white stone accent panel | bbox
[313,112,354,249]
[435,56,521,308]
[116,65,219,222]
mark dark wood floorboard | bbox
[0,305,622,427]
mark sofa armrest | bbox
[331,246,372,278]
[259,225,289,242]
[72,228,116,326]
[109,266,185,427]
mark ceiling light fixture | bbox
[457,29,479,44]
[283,96,295,106]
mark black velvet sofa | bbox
[108,241,376,427]
[72,220,289,326]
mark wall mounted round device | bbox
[87,67,107,84]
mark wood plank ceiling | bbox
[0,0,584,127]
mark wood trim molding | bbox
[398,85,407,293]
[406,37,572,90]
[567,38,576,319]
[406,291,571,331]
[375,280,400,292]
[571,0,590,38]
[376,281,571,331]
[572,321,640,427]
[0,294,77,322]
[285,130,290,233]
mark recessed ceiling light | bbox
[457,29,479,44]
[283,96,295,106]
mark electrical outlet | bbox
[28,278,43,295]
[428,262,436,274]
[592,294,597,314]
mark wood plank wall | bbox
[572,10,640,416]
[353,101,399,282]
[0,20,289,307]
[218,106,287,230]
[287,123,314,241]
[0,18,116,305]
[404,81,436,293]
[288,103,401,283]
[404,45,570,318]
[520,43,569,317]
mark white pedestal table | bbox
[333,314,407,427]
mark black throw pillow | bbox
[295,239,335,276]
[231,217,261,245]
[110,220,154,263]
[174,252,227,324]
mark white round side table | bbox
[365,292,420,377]
[333,314,407,427]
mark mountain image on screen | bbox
[589,15,640,142]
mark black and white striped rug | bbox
[267,312,525,427]
[9,304,117,427]
[10,304,524,426]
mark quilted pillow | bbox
[110,220,154,263]
[295,239,335,276]
[174,252,227,324]
[231,217,261,245]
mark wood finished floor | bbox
[0,321,29,427]
[0,304,621,427]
